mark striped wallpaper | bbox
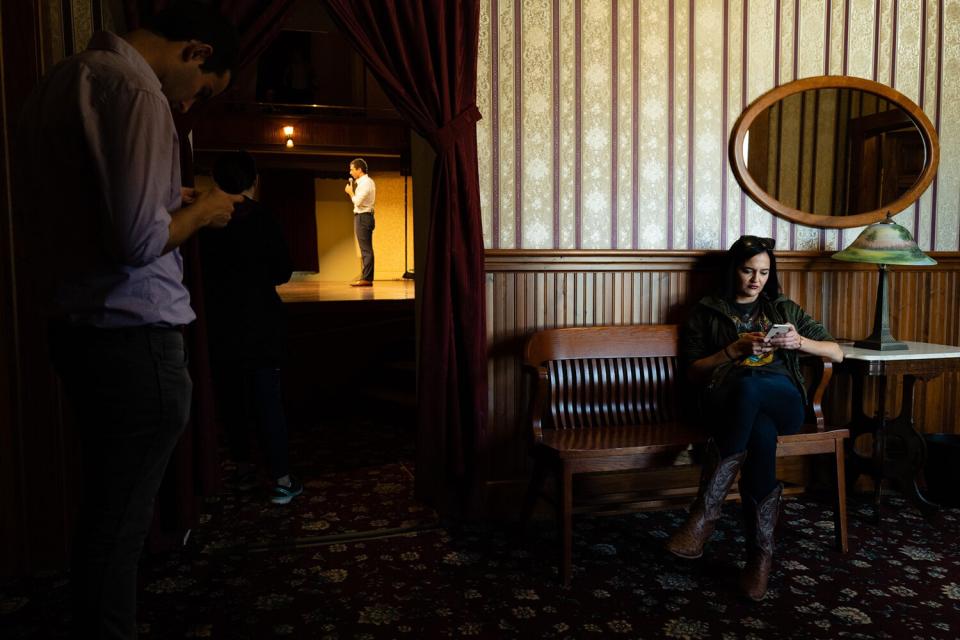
[477,0,960,252]
[39,1,120,71]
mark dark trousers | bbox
[51,325,191,640]
[715,372,804,502]
[215,365,290,481]
[354,212,375,280]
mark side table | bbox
[838,341,960,521]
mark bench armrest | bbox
[525,364,549,442]
[805,356,833,431]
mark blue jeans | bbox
[216,365,290,481]
[354,212,375,280]
[714,371,805,502]
[51,325,191,640]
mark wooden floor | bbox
[278,277,415,303]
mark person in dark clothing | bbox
[664,235,843,601]
[200,151,302,504]
[19,3,241,636]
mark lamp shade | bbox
[831,218,936,266]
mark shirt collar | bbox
[86,31,163,95]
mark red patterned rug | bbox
[3,417,959,639]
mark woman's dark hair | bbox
[720,235,781,301]
[213,150,256,194]
[144,1,239,76]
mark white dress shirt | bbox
[351,174,376,214]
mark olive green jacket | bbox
[679,294,834,407]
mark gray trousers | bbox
[354,212,375,281]
[51,324,191,639]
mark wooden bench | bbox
[521,323,849,585]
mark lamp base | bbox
[854,263,908,350]
[853,337,908,351]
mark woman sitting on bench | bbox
[665,235,843,600]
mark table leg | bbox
[872,377,887,522]
[842,372,887,522]
[880,375,940,517]
[844,373,873,488]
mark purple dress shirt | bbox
[19,31,195,327]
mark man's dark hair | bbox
[213,150,256,194]
[350,158,368,174]
[144,1,239,76]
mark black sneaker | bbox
[270,477,303,505]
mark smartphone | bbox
[764,323,791,340]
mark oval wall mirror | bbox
[729,76,939,228]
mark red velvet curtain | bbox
[123,0,297,549]
[322,0,488,512]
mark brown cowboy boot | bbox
[740,483,782,601]
[666,441,746,559]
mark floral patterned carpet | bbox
[3,416,960,639]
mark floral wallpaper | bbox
[477,0,960,251]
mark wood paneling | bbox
[484,249,960,507]
[0,0,65,578]
[192,110,408,157]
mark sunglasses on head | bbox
[740,235,775,250]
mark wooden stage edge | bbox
[278,277,415,304]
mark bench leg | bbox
[558,463,573,586]
[520,458,547,528]
[834,441,849,553]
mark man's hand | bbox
[164,187,242,253]
[181,187,197,206]
[344,183,354,197]
[194,186,241,228]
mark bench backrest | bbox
[524,324,683,430]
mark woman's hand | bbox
[767,324,845,362]
[690,332,769,382]
[766,323,803,351]
[731,332,772,358]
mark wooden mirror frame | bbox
[729,76,939,229]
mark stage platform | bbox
[276,277,416,422]
[278,277,415,304]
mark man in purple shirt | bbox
[17,2,241,637]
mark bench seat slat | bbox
[539,423,707,456]
[538,424,850,458]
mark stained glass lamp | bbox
[831,215,936,350]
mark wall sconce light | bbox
[282,126,294,148]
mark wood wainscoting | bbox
[483,250,960,517]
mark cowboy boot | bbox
[666,441,746,559]
[740,482,782,601]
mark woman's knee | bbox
[728,377,764,408]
